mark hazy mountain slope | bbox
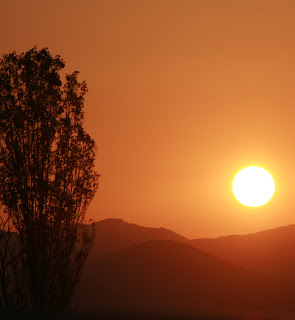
[192,225,295,277]
[76,240,290,317]
[91,219,295,278]
[91,218,189,255]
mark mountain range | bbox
[73,219,295,319]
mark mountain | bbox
[91,218,189,255]
[76,240,293,318]
[91,219,295,279]
[192,225,295,278]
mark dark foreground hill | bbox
[75,240,295,319]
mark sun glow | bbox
[232,166,275,207]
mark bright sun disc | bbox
[232,166,275,207]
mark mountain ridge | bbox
[73,218,295,318]
[91,218,295,278]
[91,218,189,255]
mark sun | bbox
[232,166,275,207]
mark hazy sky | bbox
[2,0,295,237]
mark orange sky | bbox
[1,0,295,237]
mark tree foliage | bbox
[0,215,27,311]
[0,47,99,311]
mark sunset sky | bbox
[1,0,295,237]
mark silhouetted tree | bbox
[0,214,28,311]
[0,47,99,311]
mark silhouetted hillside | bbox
[91,218,189,255]
[76,240,293,318]
[91,220,295,279]
[192,225,295,278]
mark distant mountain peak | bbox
[95,218,125,225]
[91,218,189,255]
